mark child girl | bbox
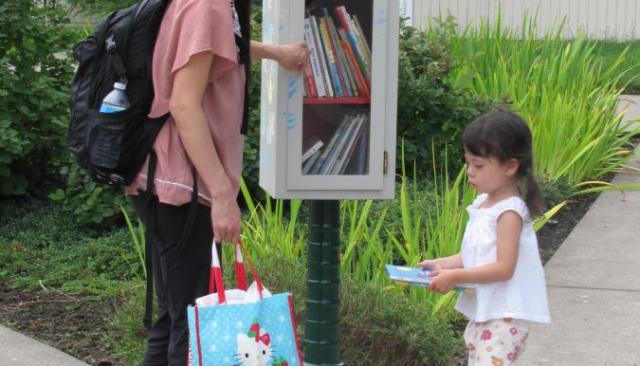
[421,109,550,365]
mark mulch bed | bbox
[0,281,123,366]
[0,194,599,366]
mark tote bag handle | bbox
[209,241,264,304]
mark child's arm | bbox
[429,211,522,293]
[420,254,463,270]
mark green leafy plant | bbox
[49,164,129,227]
[446,13,640,185]
[0,0,79,197]
[396,20,493,175]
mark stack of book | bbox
[302,113,369,175]
[303,6,372,99]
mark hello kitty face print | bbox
[235,320,273,366]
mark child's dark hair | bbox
[462,108,545,217]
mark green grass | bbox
[590,40,640,94]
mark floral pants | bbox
[464,318,529,366]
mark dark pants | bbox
[130,195,219,366]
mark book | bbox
[324,9,353,97]
[335,6,370,82]
[318,16,344,97]
[302,57,318,98]
[322,115,359,174]
[309,118,349,174]
[351,125,368,174]
[304,18,326,97]
[302,135,324,162]
[302,149,322,174]
[335,115,367,174]
[310,15,334,98]
[338,29,368,98]
[352,15,372,62]
[385,264,475,291]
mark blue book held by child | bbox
[385,264,474,291]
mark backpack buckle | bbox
[105,35,117,54]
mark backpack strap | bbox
[105,35,128,83]
[139,152,201,330]
[140,151,158,330]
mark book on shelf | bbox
[319,116,357,174]
[308,117,349,175]
[327,11,358,97]
[317,16,344,97]
[302,135,324,162]
[305,113,368,175]
[334,115,367,174]
[323,8,353,97]
[352,15,372,72]
[309,15,334,98]
[302,149,322,175]
[302,58,317,98]
[303,5,372,101]
[351,125,368,174]
[304,17,326,97]
[335,6,370,82]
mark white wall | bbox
[411,0,640,40]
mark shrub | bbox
[107,250,461,366]
[0,1,79,197]
[397,21,492,176]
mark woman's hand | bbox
[211,192,242,245]
[274,41,309,73]
[428,269,460,294]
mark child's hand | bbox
[428,269,459,294]
[419,259,443,271]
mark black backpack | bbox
[68,0,186,331]
[68,0,171,186]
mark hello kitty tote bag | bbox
[187,242,303,366]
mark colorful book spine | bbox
[335,6,370,81]
[323,9,352,97]
[318,16,344,97]
[352,15,372,68]
[310,15,334,98]
[339,28,369,98]
[303,59,317,98]
[326,13,357,97]
[304,18,326,97]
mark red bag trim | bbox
[288,294,304,363]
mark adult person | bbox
[125,0,308,364]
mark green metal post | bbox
[304,200,342,365]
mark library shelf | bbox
[303,97,370,105]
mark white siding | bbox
[410,0,640,39]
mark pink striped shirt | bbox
[127,0,246,206]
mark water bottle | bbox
[99,82,130,113]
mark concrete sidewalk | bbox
[520,100,640,365]
[0,325,89,366]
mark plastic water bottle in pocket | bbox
[99,82,130,113]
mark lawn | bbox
[590,39,640,94]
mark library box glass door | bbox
[285,0,388,191]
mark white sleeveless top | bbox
[455,194,551,324]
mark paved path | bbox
[0,325,89,366]
[520,97,640,365]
